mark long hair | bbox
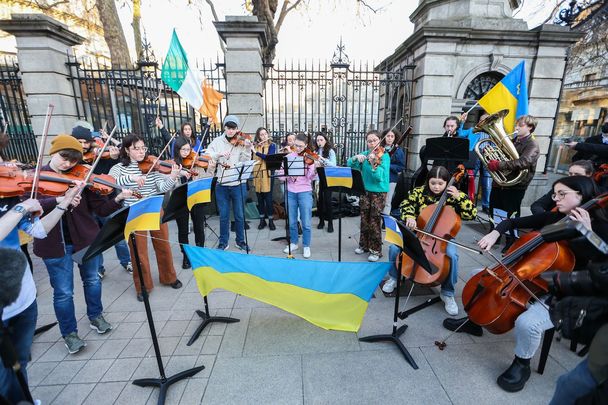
[553,176,607,221]
[570,160,595,176]
[380,128,402,148]
[180,122,195,144]
[314,132,333,159]
[423,166,450,196]
[119,134,146,166]
[173,136,191,166]
[255,127,271,144]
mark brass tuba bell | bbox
[473,109,528,187]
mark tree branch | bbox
[357,0,381,13]
[205,0,227,54]
[275,0,303,34]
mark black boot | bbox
[258,218,267,230]
[268,219,276,231]
[327,221,334,233]
[182,255,191,270]
[317,219,325,229]
[497,357,531,392]
[442,317,483,337]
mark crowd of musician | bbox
[0,111,607,404]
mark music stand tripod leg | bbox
[129,234,204,405]
[358,255,419,369]
[186,295,240,346]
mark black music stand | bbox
[82,205,204,405]
[316,167,365,262]
[358,219,439,370]
[425,137,469,162]
[162,181,240,347]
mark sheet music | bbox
[284,155,306,177]
[218,160,257,186]
[235,160,257,181]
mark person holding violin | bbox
[314,132,337,232]
[381,128,405,216]
[0,186,82,403]
[277,133,317,258]
[347,130,390,262]
[251,127,277,231]
[172,136,210,269]
[109,134,182,301]
[206,115,252,252]
[156,118,201,158]
[71,124,132,278]
[382,166,477,315]
[445,176,608,393]
[34,135,133,354]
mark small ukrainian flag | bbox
[382,215,403,249]
[187,177,213,210]
[124,195,163,240]
[325,167,353,188]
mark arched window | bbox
[463,71,504,100]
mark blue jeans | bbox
[288,191,312,247]
[96,215,130,267]
[216,183,245,246]
[0,300,37,403]
[514,298,553,359]
[386,242,458,296]
[42,244,102,336]
[475,159,492,209]
[549,359,598,405]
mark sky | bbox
[125,1,420,64]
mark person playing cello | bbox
[381,166,477,316]
[444,176,608,393]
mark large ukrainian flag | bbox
[478,60,529,133]
[184,246,390,332]
[325,167,353,188]
[187,177,212,210]
[124,196,163,240]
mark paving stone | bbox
[30,342,53,363]
[40,359,86,385]
[26,360,58,387]
[173,335,204,356]
[119,338,153,358]
[193,355,216,379]
[200,335,223,355]
[114,381,153,405]
[131,356,170,380]
[82,381,127,404]
[303,349,451,404]
[159,320,191,337]
[100,357,142,382]
[107,321,145,339]
[243,307,360,356]
[145,336,181,357]
[31,384,64,404]
[51,383,95,405]
[92,338,130,359]
[71,358,115,383]
[36,340,68,362]
[202,355,302,404]
[178,378,208,405]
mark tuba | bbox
[473,109,527,187]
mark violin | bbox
[400,165,466,286]
[230,131,253,147]
[368,146,386,169]
[66,164,142,198]
[137,155,197,177]
[182,151,211,169]
[300,148,321,166]
[82,138,112,164]
[462,193,608,335]
[593,164,608,184]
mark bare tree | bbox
[132,0,143,59]
[96,0,132,66]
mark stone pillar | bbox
[214,16,267,134]
[0,14,84,145]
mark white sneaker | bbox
[354,247,367,255]
[382,277,397,293]
[440,293,459,316]
[302,247,311,258]
[283,243,299,254]
[368,254,380,262]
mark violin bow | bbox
[77,126,117,194]
[30,104,55,200]
[188,122,211,172]
[144,132,179,177]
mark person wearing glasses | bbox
[109,135,183,302]
[444,176,608,394]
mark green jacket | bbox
[347,151,390,193]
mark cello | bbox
[462,192,608,335]
[400,165,466,286]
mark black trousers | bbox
[175,204,206,254]
[316,186,334,222]
[489,185,527,240]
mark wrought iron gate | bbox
[0,56,37,162]
[263,41,415,163]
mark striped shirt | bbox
[108,161,177,206]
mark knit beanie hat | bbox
[223,115,240,129]
[49,134,83,155]
[72,125,93,141]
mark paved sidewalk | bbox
[26,211,579,404]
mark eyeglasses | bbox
[551,190,579,201]
[294,143,306,149]
[130,146,148,152]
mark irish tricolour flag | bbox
[161,30,223,123]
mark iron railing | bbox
[0,56,38,163]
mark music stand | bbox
[425,137,470,162]
[163,181,241,346]
[277,155,307,257]
[358,219,439,370]
[82,205,204,405]
[316,167,365,261]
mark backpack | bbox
[551,296,608,346]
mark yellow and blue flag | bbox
[124,195,163,240]
[478,60,528,133]
[184,246,390,332]
[187,177,213,210]
[382,215,403,248]
[325,167,353,188]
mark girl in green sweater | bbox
[347,130,390,262]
